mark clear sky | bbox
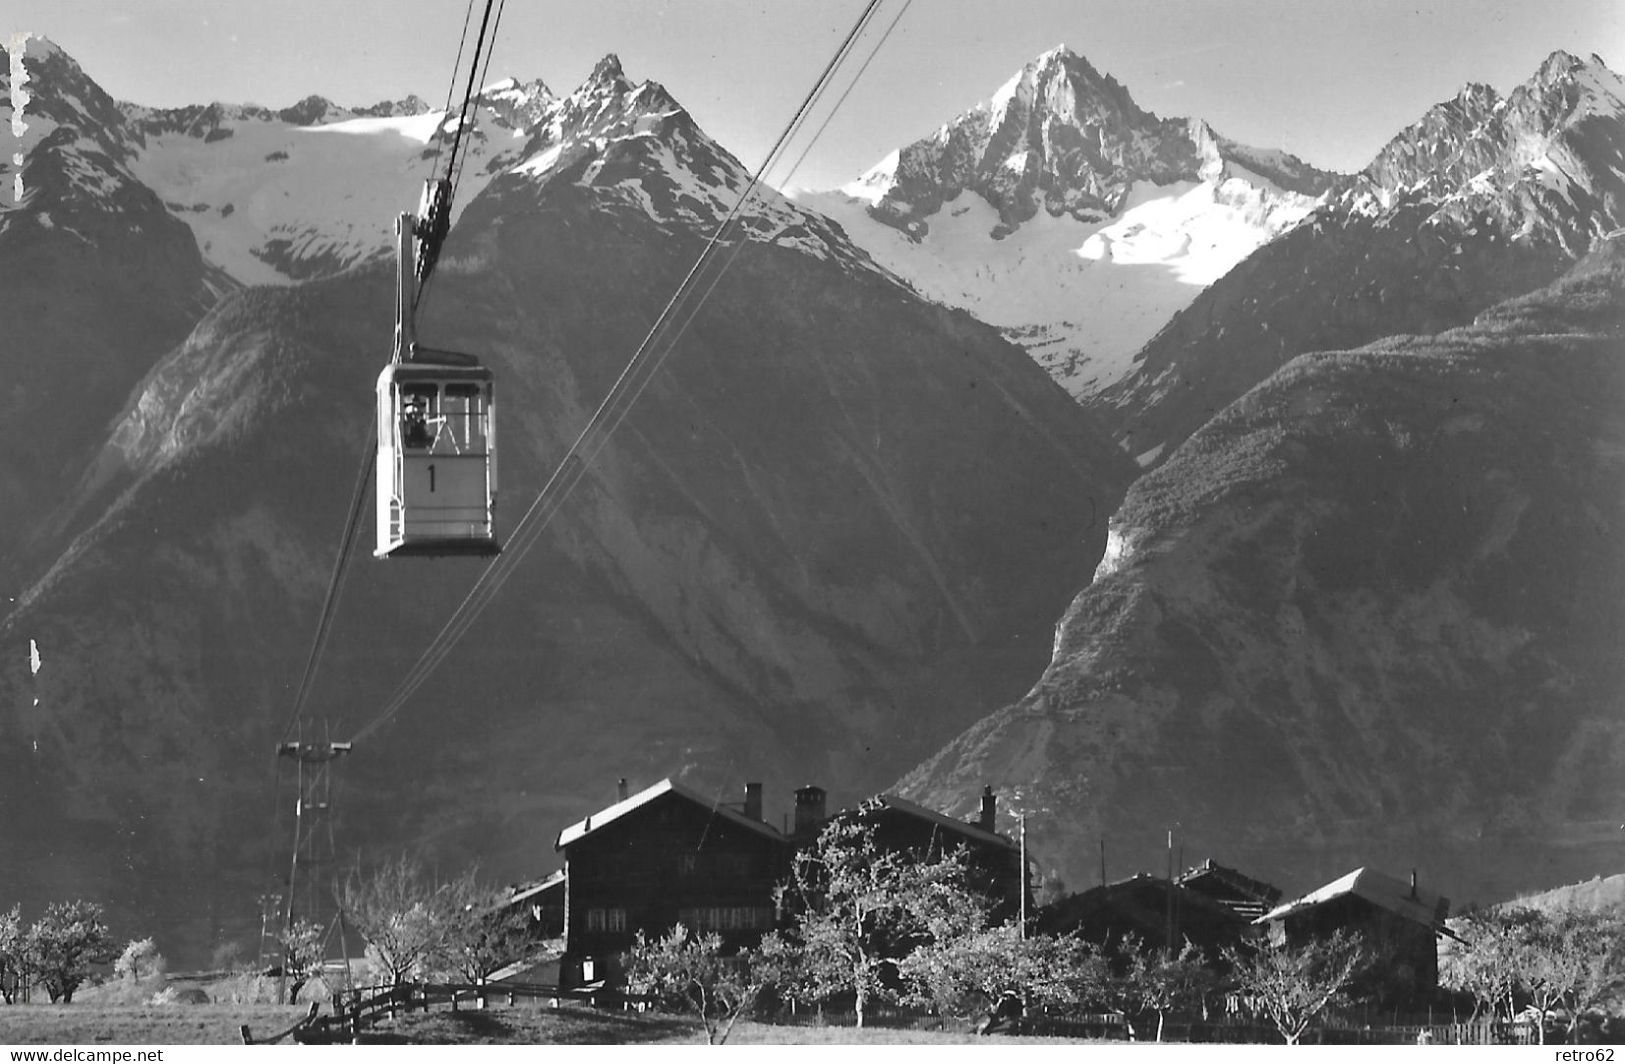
[8,0,1624,189]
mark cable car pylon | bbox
[277,725,353,1003]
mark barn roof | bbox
[554,777,783,850]
[1256,867,1449,930]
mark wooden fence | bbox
[240,980,651,1044]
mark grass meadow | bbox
[0,1001,1106,1045]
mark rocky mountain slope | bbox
[796,45,1335,398]
[0,37,229,583]
[0,46,1132,962]
[1103,50,1625,466]
[901,234,1625,906]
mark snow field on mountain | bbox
[793,172,1318,397]
[123,111,521,286]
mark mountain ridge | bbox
[1100,48,1625,466]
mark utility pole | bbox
[1018,811,1027,940]
[255,892,282,970]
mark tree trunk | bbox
[855,985,866,1029]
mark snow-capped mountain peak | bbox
[1346,49,1625,256]
[798,45,1335,397]
[497,54,876,270]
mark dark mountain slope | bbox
[900,235,1625,905]
[1,120,1131,961]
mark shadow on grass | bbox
[372,1004,699,1045]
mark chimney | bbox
[793,785,827,836]
[617,777,629,802]
[743,782,763,822]
[979,785,996,832]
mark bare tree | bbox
[1518,908,1625,1044]
[0,906,26,1004]
[1223,930,1366,1045]
[898,923,1109,1027]
[1125,936,1216,1042]
[625,924,767,1045]
[337,854,460,985]
[774,819,980,1027]
[278,919,326,1001]
[113,937,166,983]
[437,871,539,985]
[1441,907,1541,1024]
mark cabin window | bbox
[438,383,488,453]
[400,384,438,450]
[585,907,626,933]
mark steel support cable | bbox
[452,0,508,201]
[353,0,888,740]
[771,0,913,189]
[444,0,499,202]
[416,0,506,330]
[426,0,480,181]
[277,410,378,746]
[357,0,887,736]
[264,415,372,921]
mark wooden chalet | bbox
[1036,871,1259,958]
[543,777,1027,989]
[1176,859,1283,921]
[552,778,787,987]
[826,788,1025,914]
[1255,867,1452,1002]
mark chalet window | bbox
[586,907,627,933]
[677,906,773,932]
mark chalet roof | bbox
[503,870,565,907]
[1256,867,1449,930]
[554,777,783,850]
[1178,859,1283,904]
[852,792,1018,852]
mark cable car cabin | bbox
[375,354,499,558]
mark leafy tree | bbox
[625,923,768,1045]
[1223,929,1366,1045]
[26,900,116,1004]
[338,854,461,985]
[113,937,166,983]
[774,819,980,1027]
[278,919,326,1002]
[0,905,26,1004]
[1124,936,1216,1042]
